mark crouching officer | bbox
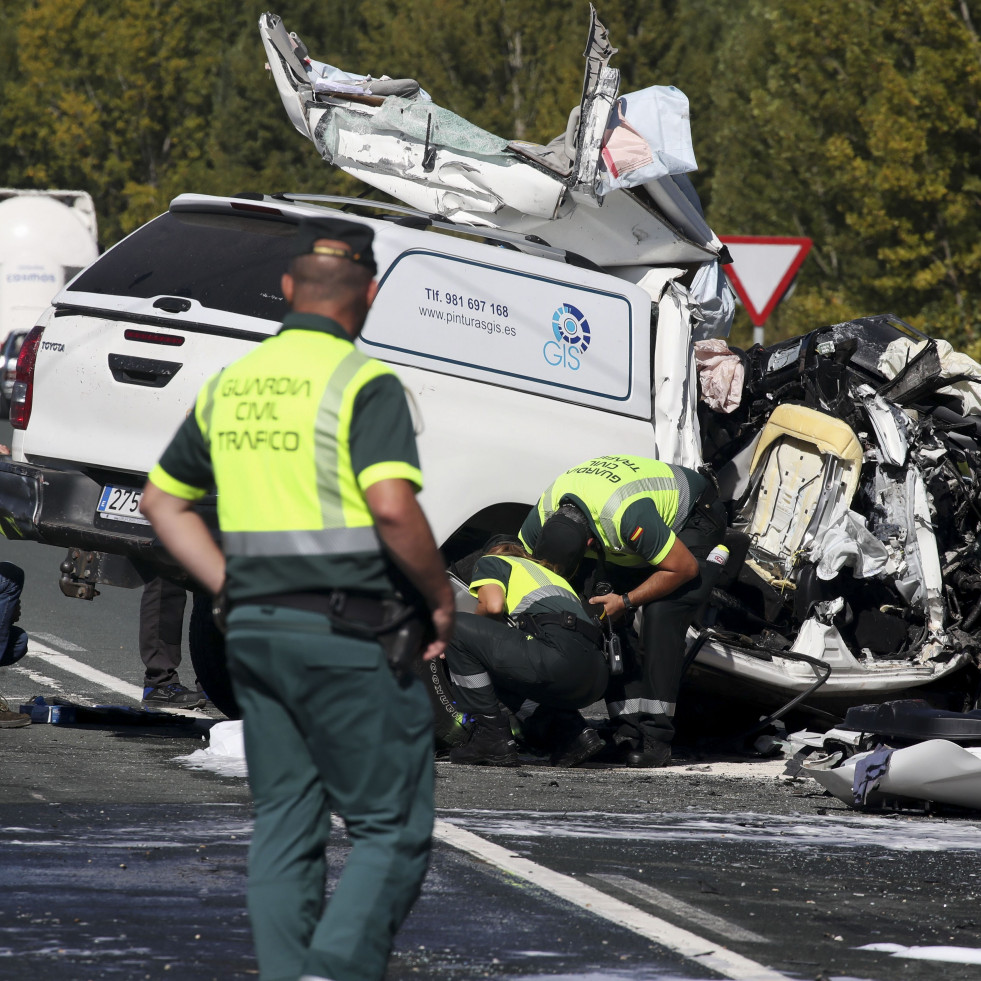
[445,509,609,767]
[141,216,454,981]
[519,454,727,768]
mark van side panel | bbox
[362,245,651,419]
[392,366,661,545]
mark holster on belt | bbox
[514,610,604,649]
[240,589,432,683]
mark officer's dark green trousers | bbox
[226,603,434,981]
[444,612,608,717]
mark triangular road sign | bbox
[720,236,812,327]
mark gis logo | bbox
[543,303,590,371]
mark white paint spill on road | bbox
[8,664,66,690]
[433,820,789,981]
[858,943,981,964]
[439,808,981,852]
[591,875,770,944]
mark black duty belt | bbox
[237,589,430,680]
[239,590,392,628]
[515,610,604,648]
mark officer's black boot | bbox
[449,711,519,766]
[548,710,606,767]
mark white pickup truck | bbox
[0,9,976,726]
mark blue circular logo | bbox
[551,303,591,353]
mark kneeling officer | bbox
[519,453,727,768]
[445,510,608,767]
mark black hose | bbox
[684,629,833,743]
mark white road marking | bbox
[9,665,66,690]
[432,820,788,981]
[31,631,86,652]
[591,874,770,944]
[25,641,143,702]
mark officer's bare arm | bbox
[363,478,455,661]
[141,482,226,596]
[474,583,506,619]
[589,537,698,619]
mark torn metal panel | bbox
[651,283,702,469]
[258,10,725,270]
[805,740,981,812]
[311,100,567,221]
[855,383,909,466]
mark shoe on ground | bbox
[0,695,30,728]
[449,713,519,766]
[623,741,672,768]
[141,683,207,711]
[551,727,605,767]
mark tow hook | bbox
[59,549,101,600]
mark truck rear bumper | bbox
[0,460,215,587]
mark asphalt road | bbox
[1,444,980,981]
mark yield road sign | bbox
[720,236,812,327]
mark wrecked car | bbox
[686,316,981,730]
[258,10,981,725]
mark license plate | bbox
[96,485,150,525]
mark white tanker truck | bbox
[0,189,99,347]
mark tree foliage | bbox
[705,0,981,347]
[2,0,980,352]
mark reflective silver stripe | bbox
[512,585,573,616]
[539,481,557,521]
[449,670,493,690]
[666,464,693,528]
[516,699,540,721]
[606,698,676,717]
[316,347,371,527]
[598,476,677,551]
[223,525,381,557]
[508,557,573,615]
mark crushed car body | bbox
[258,11,981,717]
[692,315,981,716]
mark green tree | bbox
[705,0,981,348]
[355,0,585,143]
[0,1,371,247]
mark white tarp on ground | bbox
[805,739,981,812]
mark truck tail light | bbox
[10,324,44,430]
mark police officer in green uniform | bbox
[519,454,727,768]
[445,523,608,768]
[141,217,454,981]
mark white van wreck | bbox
[0,8,975,731]
[257,9,980,727]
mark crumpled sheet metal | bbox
[879,337,981,415]
[695,315,981,699]
[805,740,981,811]
[810,507,891,580]
[313,104,566,220]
